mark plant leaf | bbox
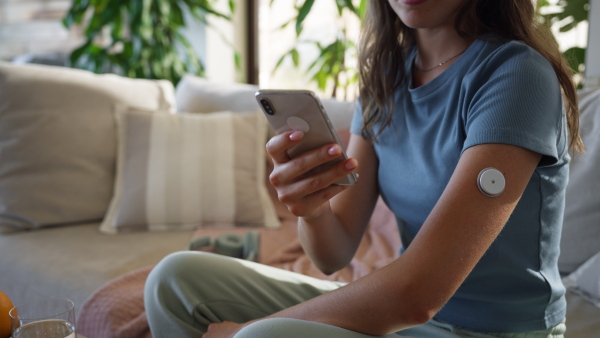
[336,0,357,16]
[140,0,153,42]
[563,46,586,74]
[234,51,242,74]
[296,0,315,36]
[358,0,368,19]
[291,48,300,67]
[111,6,123,40]
[278,17,295,30]
[62,0,89,28]
[69,40,92,66]
[171,2,185,26]
[272,48,297,74]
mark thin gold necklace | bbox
[414,48,468,72]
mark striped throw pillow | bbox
[100,106,279,234]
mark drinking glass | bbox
[9,298,77,338]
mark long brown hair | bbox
[358,0,583,153]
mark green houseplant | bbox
[63,0,234,85]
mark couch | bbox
[0,62,599,337]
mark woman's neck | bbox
[412,28,473,87]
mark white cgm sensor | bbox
[477,168,505,197]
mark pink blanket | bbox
[77,197,399,338]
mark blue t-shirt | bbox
[350,37,568,332]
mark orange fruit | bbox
[0,291,14,338]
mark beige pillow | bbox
[100,106,280,234]
[0,62,175,233]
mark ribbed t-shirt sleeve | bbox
[462,42,564,166]
[350,97,364,136]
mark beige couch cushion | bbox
[0,62,175,233]
[0,222,193,313]
[100,106,279,234]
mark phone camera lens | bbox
[261,99,275,115]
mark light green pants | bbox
[144,252,566,338]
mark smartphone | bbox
[256,89,358,186]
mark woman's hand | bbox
[202,321,246,338]
[266,130,357,219]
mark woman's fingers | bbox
[265,130,358,218]
[275,158,357,215]
[284,184,349,218]
[266,130,304,164]
[270,143,349,187]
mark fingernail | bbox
[345,158,357,170]
[328,145,341,156]
[289,131,303,141]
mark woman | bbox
[144,0,582,336]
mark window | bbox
[0,0,83,63]
[258,0,361,99]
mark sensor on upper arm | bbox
[477,168,505,197]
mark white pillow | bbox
[0,62,175,233]
[563,251,600,308]
[174,75,355,130]
[559,87,600,273]
[175,75,260,113]
[320,98,355,131]
[100,106,280,234]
